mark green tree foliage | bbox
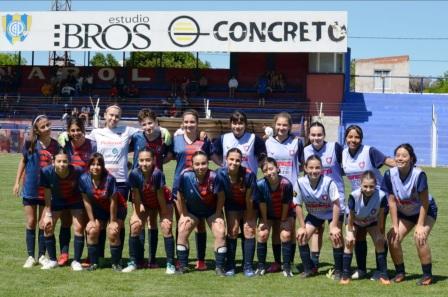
[128,52,210,68]
[424,71,448,93]
[90,53,120,67]
[0,53,26,65]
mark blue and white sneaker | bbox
[244,267,255,277]
[165,263,176,275]
[225,269,235,276]
[122,261,137,273]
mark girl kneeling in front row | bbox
[295,155,343,279]
[340,171,390,285]
[256,157,295,277]
[80,153,127,271]
[176,151,227,276]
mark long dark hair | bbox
[394,143,417,166]
[306,121,326,146]
[344,125,364,143]
[88,152,108,181]
[67,116,86,137]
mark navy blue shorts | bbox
[22,198,45,206]
[187,209,215,220]
[398,199,438,225]
[52,201,84,212]
[305,213,344,228]
[116,182,130,202]
[93,206,127,221]
[353,221,378,229]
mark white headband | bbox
[32,115,47,126]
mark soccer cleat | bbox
[57,252,69,266]
[332,270,342,281]
[86,264,98,271]
[23,256,37,268]
[244,267,255,277]
[122,262,137,273]
[112,264,123,272]
[298,271,314,278]
[175,266,189,275]
[38,255,49,266]
[351,269,367,280]
[41,260,58,270]
[225,269,235,277]
[215,267,226,277]
[195,260,207,271]
[266,262,281,273]
[379,276,391,285]
[392,273,406,283]
[165,263,176,275]
[283,268,293,277]
[255,264,266,276]
[340,277,351,285]
[416,275,432,286]
[370,270,381,281]
[70,260,83,271]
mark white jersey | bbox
[294,175,340,220]
[304,142,345,213]
[350,188,385,227]
[389,167,432,216]
[222,132,258,174]
[266,135,301,186]
[88,126,139,182]
[342,144,382,191]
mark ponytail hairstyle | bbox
[304,155,323,172]
[307,121,326,146]
[191,150,209,163]
[226,147,246,188]
[273,112,293,136]
[394,143,417,166]
[361,170,377,185]
[28,115,49,154]
[88,152,108,181]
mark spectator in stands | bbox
[174,95,184,113]
[228,76,238,98]
[61,83,76,97]
[257,74,269,107]
[76,75,84,94]
[170,77,178,97]
[180,77,190,98]
[127,84,139,98]
[197,75,208,97]
[162,96,172,116]
[110,85,119,100]
[85,73,94,95]
[41,82,54,98]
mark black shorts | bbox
[305,213,344,228]
[398,199,438,224]
[22,198,45,206]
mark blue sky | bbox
[2,0,448,77]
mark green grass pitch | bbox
[0,154,446,297]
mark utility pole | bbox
[48,0,72,66]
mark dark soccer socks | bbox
[59,226,71,254]
[281,242,292,270]
[26,229,36,257]
[177,244,189,268]
[87,244,99,265]
[299,244,312,273]
[38,229,46,258]
[354,240,367,273]
[98,229,106,258]
[164,236,175,265]
[45,235,57,261]
[333,247,343,273]
[243,238,255,270]
[73,235,85,262]
[226,237,237,271]
[342,252,353,279]
[272,243,281,264]
[215,246,227,269]
[257,242,268,266]
[195,232,206,262]
[149,229,159,264]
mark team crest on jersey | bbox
[326,157,332,164]
[289,149,295,156]
[293,191,297,197]
[370,209,377,215]
[243,145,249,152]
[321,194,329,201]
[359,161,365,169]
[2,14,32,45]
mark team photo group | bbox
[13,105,437,286]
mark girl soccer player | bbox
[88,104,139,257]
[211,110,266,174]
[215,148,257,277]
[79,153,127,271]
[170,109,212,270]
[13,115,59,268]
[58,116,97,266]
[130,108,171,269]
[383,144,437,286]
[295,155,343,279]
[176,151,227,276]
[40,149,85,270]
[304,122,345,274]
[124,148,174,273]
[340,171,390,285]
[256,157,294,277]
[264,112,303,273]
[342,125,395,279]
